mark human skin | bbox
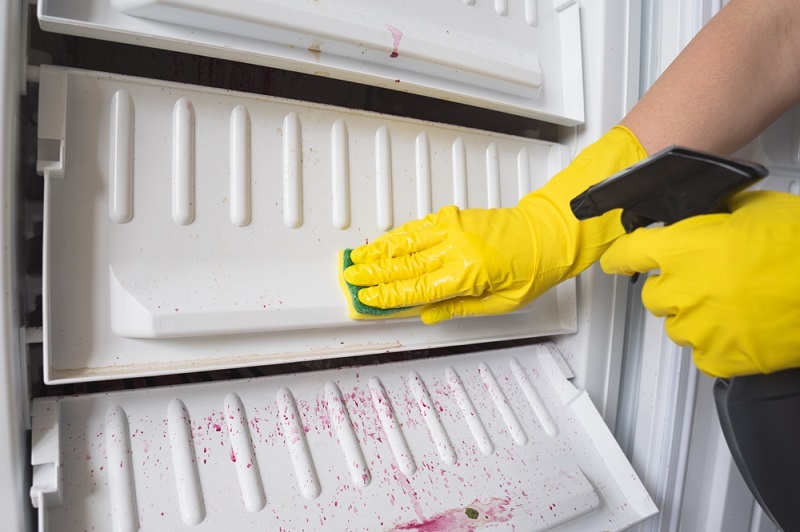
[621,0,800,155]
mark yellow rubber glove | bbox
[344,126,647,324]
[601,190,800,378]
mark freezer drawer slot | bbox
[30,343,657,531]
[38,65,577,384]
[38,0,585,124]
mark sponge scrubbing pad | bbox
[339,249,422,320]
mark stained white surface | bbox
[38,0,584,124]
[39,65,578,384]
[30,343,656,531]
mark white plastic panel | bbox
[39,65,577,383]
[30,343,656,531]
[37,0,584,125]
[0,0,33,531]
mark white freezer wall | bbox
[28,0,644,415]
[553,0,642,433]
[0,0,31,531]
[16,0,793,530]
[2,1,646,530]
[618,1,789,531]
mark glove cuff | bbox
[519,125,648,281]
[546,125,648,204]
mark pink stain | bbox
[392,466,426,522]
[386,25,403,58]
[389,498,513,531]
[230,447,237,463]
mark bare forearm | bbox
[621,0,800,155]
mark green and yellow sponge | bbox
[338,248,421,320]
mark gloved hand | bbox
[601,190,800,378]
[344,126,648,324]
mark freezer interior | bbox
[0,0,693,530]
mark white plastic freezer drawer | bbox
[37,0,584,124]
[29,343,657,531]
[38,65,578,384]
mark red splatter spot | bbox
[387,25,403,58]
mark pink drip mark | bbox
[389,498,513,531]
[230,446,237,463]
[386,25,403,58]
[402,469,424,519]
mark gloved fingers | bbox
[601,214,727,276]
[640,275,755,379]
[421,294,517,324]
[663,315,733,378]
[357,262,478,309]
[638,273,680,318]
[351,206,464,262]
[661,313,693,348]
[600,227,666,276]
[664,308,767,378]
[344,244,446,286]
[349,223,444,263]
